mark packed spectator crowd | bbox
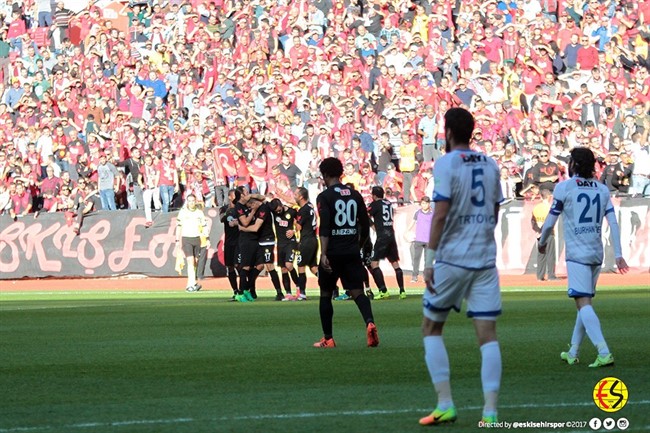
[1,0,650,227]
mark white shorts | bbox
[422,262,501,322]
[566,261,601,298]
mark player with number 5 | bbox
[538,147,629,368]
[420,108,503,426]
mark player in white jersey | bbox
[538,147,629,368]
[419,108,503,426]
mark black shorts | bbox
[371,236,399,262]
[318,254,366,293]
[224,242,239,267]
[238,240,258,267]
[256,244,275,265]
[277,243,296,266]
[181,236,201,258]
[297,237,318,268]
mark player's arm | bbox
[604,197,629,274]
[428,200,449,252]
[357,194,370,247]
[237,208,255,227]
[239,216,263,232]
[318,195,331,271]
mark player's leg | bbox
[388,240,404,297]
[467,267,502,423]
[568,263,612,366]
[547,234,557,279]
[420,317,456,425]
[314,259,338,348]
[341,256,378,347]
[419,263,473,425]
[183,239,198,291]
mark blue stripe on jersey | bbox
[436,260,496,271]
[467,309,502,318]
[568,288,595,298]
[423,299,460,313]
[550,199,564,215]
[433,192,450,202]
[605,207,614,215]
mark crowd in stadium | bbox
[1,0,650,225]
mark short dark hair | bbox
[444,107,475,144]
[570,147,596,179]
[295,186,309,201]
[269,198,283,212]
[230,188,241,202]
[319,157,343,179]
[371,186,384,198]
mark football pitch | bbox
[1,285,649,433]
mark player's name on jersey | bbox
[457,213,497,225]
[575,225,601,235]
[332,228,357,235]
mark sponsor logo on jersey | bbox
[461,153,487,163]
[576,179,598,188]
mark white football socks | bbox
[579,305,610,356]
[424,335,453,409]
[569,311,586,357]
[480,341,501,414]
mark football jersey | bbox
[296,202,317,240]
[255,203,276,245]
[548,177,615,265]
[274,207,298,246]
[236,201,258,242]
[317,183,370,256]
[367,198,395,239]
[433,149,503,269]
[220,206,239,246]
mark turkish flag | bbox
[212,147,237,178]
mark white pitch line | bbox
[1,400,648,432]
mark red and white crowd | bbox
[1,0,649,223]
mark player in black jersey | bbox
[220,189,241,300]
[240,195,284,300]
[367,186,405,299]
[235,185,257,302]
[270,198,301,300]
[313,157,379,348]
[294,187,319,300]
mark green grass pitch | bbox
[1,287,649,433]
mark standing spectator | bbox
[420,108,503,426]
[157,147,178,212]
[38,165,61,212]
[405,196,433,283]
[418,105,438,162]
[599,152,623,194]
[142,152,161,227]
[313,157,378,349]
[71,180,101,235]
[538,147,629,368]
[96,152,119,211]
[175,194,207,292]
[399,133,419,204]
[532,189,556,281]
[53,2,73,51]
[9,181,32,219]
[116,147,144,210]
[530,148,560,193]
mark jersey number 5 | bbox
[471,168,485,207]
